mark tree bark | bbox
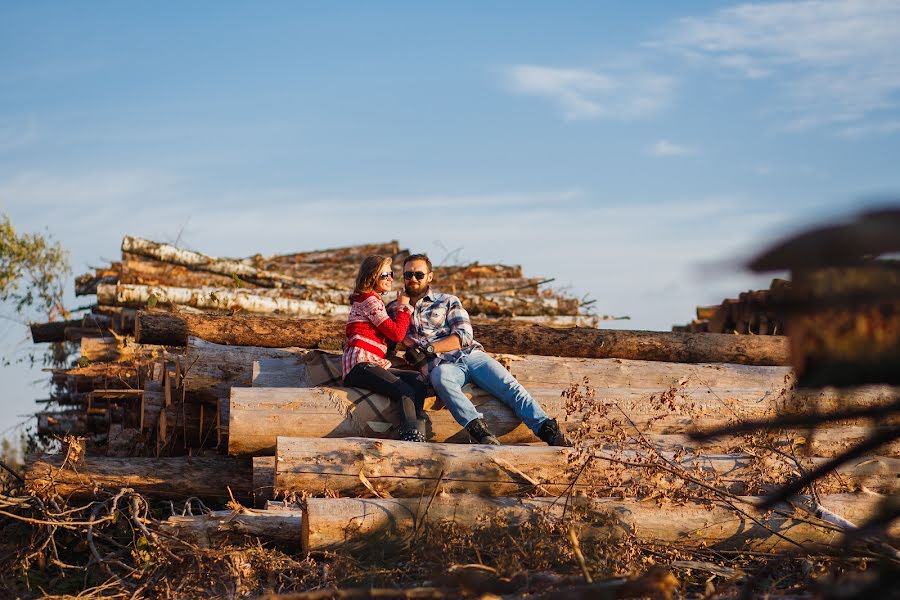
[301,494,892,554]
[25,453,253,501]
[227,385,896,456]
[134,310,790,365]
[274,436,899,498]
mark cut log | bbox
[274,437,900,498]
[158,402,218,453]
[159,508,303,548]
[253,456,275,508]
[142,381,165,432]
[134,310,790,365]
[30,315,115,343]
[252,358,307,387]
[122,235,306,288]
[250,350,792,390]
[301,494,893,554]
[228,385,897,456]
[100,283,349,318]
[182,337,308,400]
[79,336,170,363]
[25,453,253,501]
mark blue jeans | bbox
[430,350,549,433]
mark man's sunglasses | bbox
[378,272,394,280]
[404,271,428,281]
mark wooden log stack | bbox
[23,235,899,558]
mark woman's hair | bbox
[353,255,392,296]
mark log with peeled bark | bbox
[274,436,899,498]
[134,310,790,365]
[25,453,253,501]
[253,456,275,508]
[159,508,304,548]
[194,336,795,402]
[122,235,306,288]
[228,385,898,456]
[79,336,170,363]
[99,283,350,318]
[182,337,308,400]
[301,493,893,554]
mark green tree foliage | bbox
[0,213,70,322]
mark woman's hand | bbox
[397,290,411,306]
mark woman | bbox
[342,255,427,442]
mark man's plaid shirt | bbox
[389,288,483,374]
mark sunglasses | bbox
[378,272,394,280]
[403,271,428,281]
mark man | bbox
[390,253,570,446]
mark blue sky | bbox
[2,1,899,439]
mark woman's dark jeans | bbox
[343,362,427,424]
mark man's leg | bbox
[464,351,549,434]
[428,362,481,427]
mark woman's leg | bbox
[389,369,427,418]
[343,363,420,425]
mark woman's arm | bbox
[362,297,412,343]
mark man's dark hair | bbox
[403,253,433,272]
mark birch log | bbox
[26,454,253,501]
[159,508,303,548]
[122,235,304,287]
[274,437,899,498]
[133,310,790,366]
[228,385,898,455]
[99,283,350,318]
[301,494,894,554]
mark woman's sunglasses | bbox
[403,271,428,281]
[378,272,394,280]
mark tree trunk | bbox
[301,494,892,554]
[228,385,896,456]
[25,453,253,502]
[159,508,303,548]
[274,437,899,498]
[134,310,790,365]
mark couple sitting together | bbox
[342,252,570,447]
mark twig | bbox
[567,526,592,583]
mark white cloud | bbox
[504,64,674,121]
[663,0,900,130]
[648,139,694,157]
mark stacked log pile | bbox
[23,236,898,560]
[673,278,790,334]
